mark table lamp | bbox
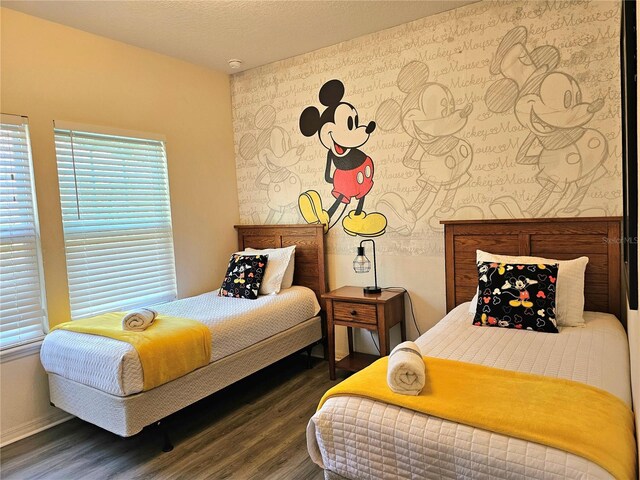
[352,239,381,294]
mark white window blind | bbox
[0,114,47,349]
[54,122,177,319]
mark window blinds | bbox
[54,122,177,319]
[0,115,47,349]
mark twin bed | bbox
[308,217,635,480]
[41,224,327,437]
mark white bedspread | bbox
[41,286,320,397]
[308,302,632,480]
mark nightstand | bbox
[322,286,406,380]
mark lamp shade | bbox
[353,246,371,273]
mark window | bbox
[0,114,47,349]
[54,122,177,319]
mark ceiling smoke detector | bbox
[228,59,243,69]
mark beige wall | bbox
[0,8,238,443]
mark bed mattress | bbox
[41,286,320,396]
[308,303,632,480]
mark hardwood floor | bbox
[1,355,339,480]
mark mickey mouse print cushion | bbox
[219,254,269,300]
[472,261,560,333]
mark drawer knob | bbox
[350,310,357,315]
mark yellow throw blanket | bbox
[318,357,637,480]
[52,312,211,391]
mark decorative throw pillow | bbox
[219,254,269,300]
[473,250,588,327]
[472,261,560,333]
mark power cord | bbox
[369,331,380,354]
[364,288,420,355]
[382,287,421,336]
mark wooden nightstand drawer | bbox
[333,301,377,324]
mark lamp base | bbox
[363,286,382,294]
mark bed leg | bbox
[156,421,174,452]
[305,345,313,369]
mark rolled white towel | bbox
[387,341,426,395]
[122,308,158,332]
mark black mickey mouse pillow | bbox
[472,261,559,333]
[219,254,269,300]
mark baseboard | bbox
[0,411,73,448]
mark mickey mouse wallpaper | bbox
[485,26,608,219]
[374,61,483,234]
[238,105,304,224]
[297,79,387,237]
[231,1,621,258]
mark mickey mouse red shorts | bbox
[331,157,374,204]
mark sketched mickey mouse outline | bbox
[485,26,608,219]
[238,105,305,224]
[374,61,483,235]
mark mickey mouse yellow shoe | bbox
[298,191,330,233]
[342,210,387,237]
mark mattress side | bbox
[41,331,142,396]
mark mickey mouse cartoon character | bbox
[485,27,608,218]
[502,275,537,308]
[297,79,387,237]
[238,105,304,224]
[375,61,482,234]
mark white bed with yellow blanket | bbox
[309,218,638,479]
[42,287,320,397]
[308,301,633,480]
[41,224,327,438]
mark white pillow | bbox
[470,250,589,327]
[281,249,295,289]
[468,293,478,313]
[244,246,295,294]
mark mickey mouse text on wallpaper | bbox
[238,105,304,224]
[485,26,608,219]
[375,61,483,234]
[297,80,387,237]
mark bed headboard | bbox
[234,224,327,304]
[442,217,622,318]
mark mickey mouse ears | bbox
[490,26,560,77]
[319,79,345,107]
[397,61,430,94]
[490,26,528,75]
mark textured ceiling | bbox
[3,0,478,73]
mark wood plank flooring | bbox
[1,355,339,480]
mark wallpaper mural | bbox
[231,0,622,256]
[237,105,304,224]
[375,60,481,234]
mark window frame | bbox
[0,113,48,353]
[53,120,177,320]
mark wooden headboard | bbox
[234,224,327,304]
[442,217,622,318]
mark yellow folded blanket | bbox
[52,312,211,391]
[318,357,636,480]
